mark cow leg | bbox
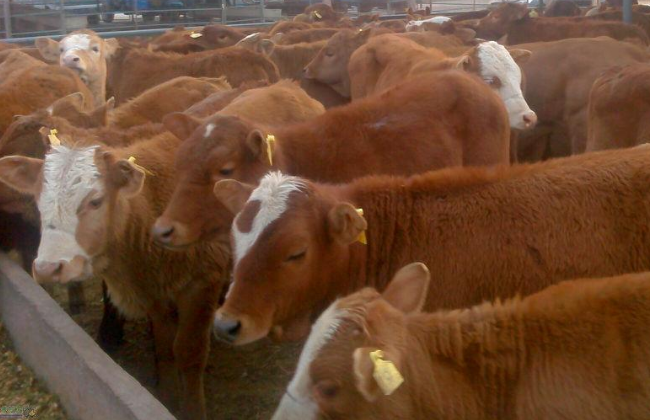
[67,283,86,314]
[150,310,180,415]
[97,282,126,352]
[173,281,220,420]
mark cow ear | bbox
[515,4,529,20]
[327,202,367,245]
[35,37,60,62]
[356,27,373,43]
[103,152,145,198]
[508,48,532,65]
[353,347,382,402]
[245,129,268,161]
[454,27,476,43]
[104,38,119,58]
[162,112,202,140]
[259,39,276,56]
[213,179,254,215]
[57,92,86,110]
[0,156,43,195]
[453,54,472,71]
[270,32,284,43]
[381,263,430,314]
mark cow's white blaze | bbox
[35,145,102,266]
[232,171,306,264]
[405,15,451,31]
[60,33,92,54]
[204,123,216,138]
[272,301,347,420]
[477,41,536,130]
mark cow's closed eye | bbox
[286,250,307,262]
[89,196,104,209]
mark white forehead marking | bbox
[233,171,306,264]
[60,33,93,53]
[37,145,102,263]
[204,123,216,138]
[405,15,450,30]
[272,301,346,420]
[477,41,534,129]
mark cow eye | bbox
[489,77,502,88]
[314,380,340,400]
[92,46,99,52]
[286,250,306,262]
[325,50,334,57]
[89,197,104,209]
[59,47,64,52]
[219,167,234,176]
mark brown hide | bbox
[183,80,270,118]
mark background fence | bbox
[0,0,495,41]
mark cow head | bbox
[152,113,269,248]
[476,3,530,40]
[0,144,145,283]
[304,29,373,98]
[36,30,118,106]
[272,263,430,420]
[212,172,368,345]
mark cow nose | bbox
[151,221,175,244]
[303,67,313,79]
[213,316,242,342]
[32,260,63,282]
[522,111,537,128]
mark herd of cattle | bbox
[1,1,650,419]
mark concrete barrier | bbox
[0,253,175,420]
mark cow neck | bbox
[402,302,527,418]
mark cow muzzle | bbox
[32,255,90,283]
[151,217,193,249]
[213,310,270,345]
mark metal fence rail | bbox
[1,0,491,42]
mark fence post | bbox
[623,0,632,23]
[260,0,265,23]
[59,0,67,35]
[221,0,227,24]
[3,0,12,39]
[134,0,139,30]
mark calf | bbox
[107,76,231,129]
[273,265,650,420]
[152,80,327,247]
[477,3,649,45]
[212,145,650,344]
[184,80,270,118]
[514,37,649,160]
[544,0,582,16]
[154,72,509,249]
[586,63,650,151]
[0,50,45,82]
[36,30,119,107]
[0,133,228,420]
[107,45,279,104]
[152,24,248,53]
[275,28,339,45]
[348,35,536,130]
[237,34,326,79]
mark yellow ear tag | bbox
[190,32,203,39]
[355,208,367,245]
[265,134,276,166]
[369,350,403,396]
[127,156,155,176]
[529,10,538,18]
[313,10,322,19]
[47,129,61,146]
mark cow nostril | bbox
[152,224,175,243]
[523,112,537,127]
[33,261,63,280]
[214,318,242,341]
[72,57,80,62]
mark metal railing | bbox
[0,0,492,41]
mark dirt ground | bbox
[49,279,302,420]
[0,321,68,420]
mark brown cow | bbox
[477,3,649,45]
[275,28,339,45]
[106,45,279,104]
[348,35,537,130]
[152,24,248,54]
[514,37,649,160]
[183,80,271,118]
[270,21,314,36]
[36,30,119,107]
[299,78,349,109]
[0,133,229,420]
[237,34,326,79]
[151,80,327,246]
[0,65,93,136]
[273,266,650,420]
[107,76,231,129]
[545,0,582,16]
[153,72,509,249]
[212,145,650,344]
[0,50,46,82]
[586,63,650,152]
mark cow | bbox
[106,44,279,104]
[36,30,119,107]
[299,78,349,109]
[107,76,231,129]
[476,3,649,45]
[514,37,649,161]
[348,35,537,130]
[211,145,650,345]
[0,65,93,136]
[586,63,650,152]
[0,50,46,82]
[272,265,650,420]
[270,21,314,36]
[152,72,509,249]
[237,34,327,79]
[405,15,451,32]
[152,24,247,53]
[184,80,271,118]
[0,132,229,420]
[583,10,650,38]
[151,80,328,247]
[275,28,339,45]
